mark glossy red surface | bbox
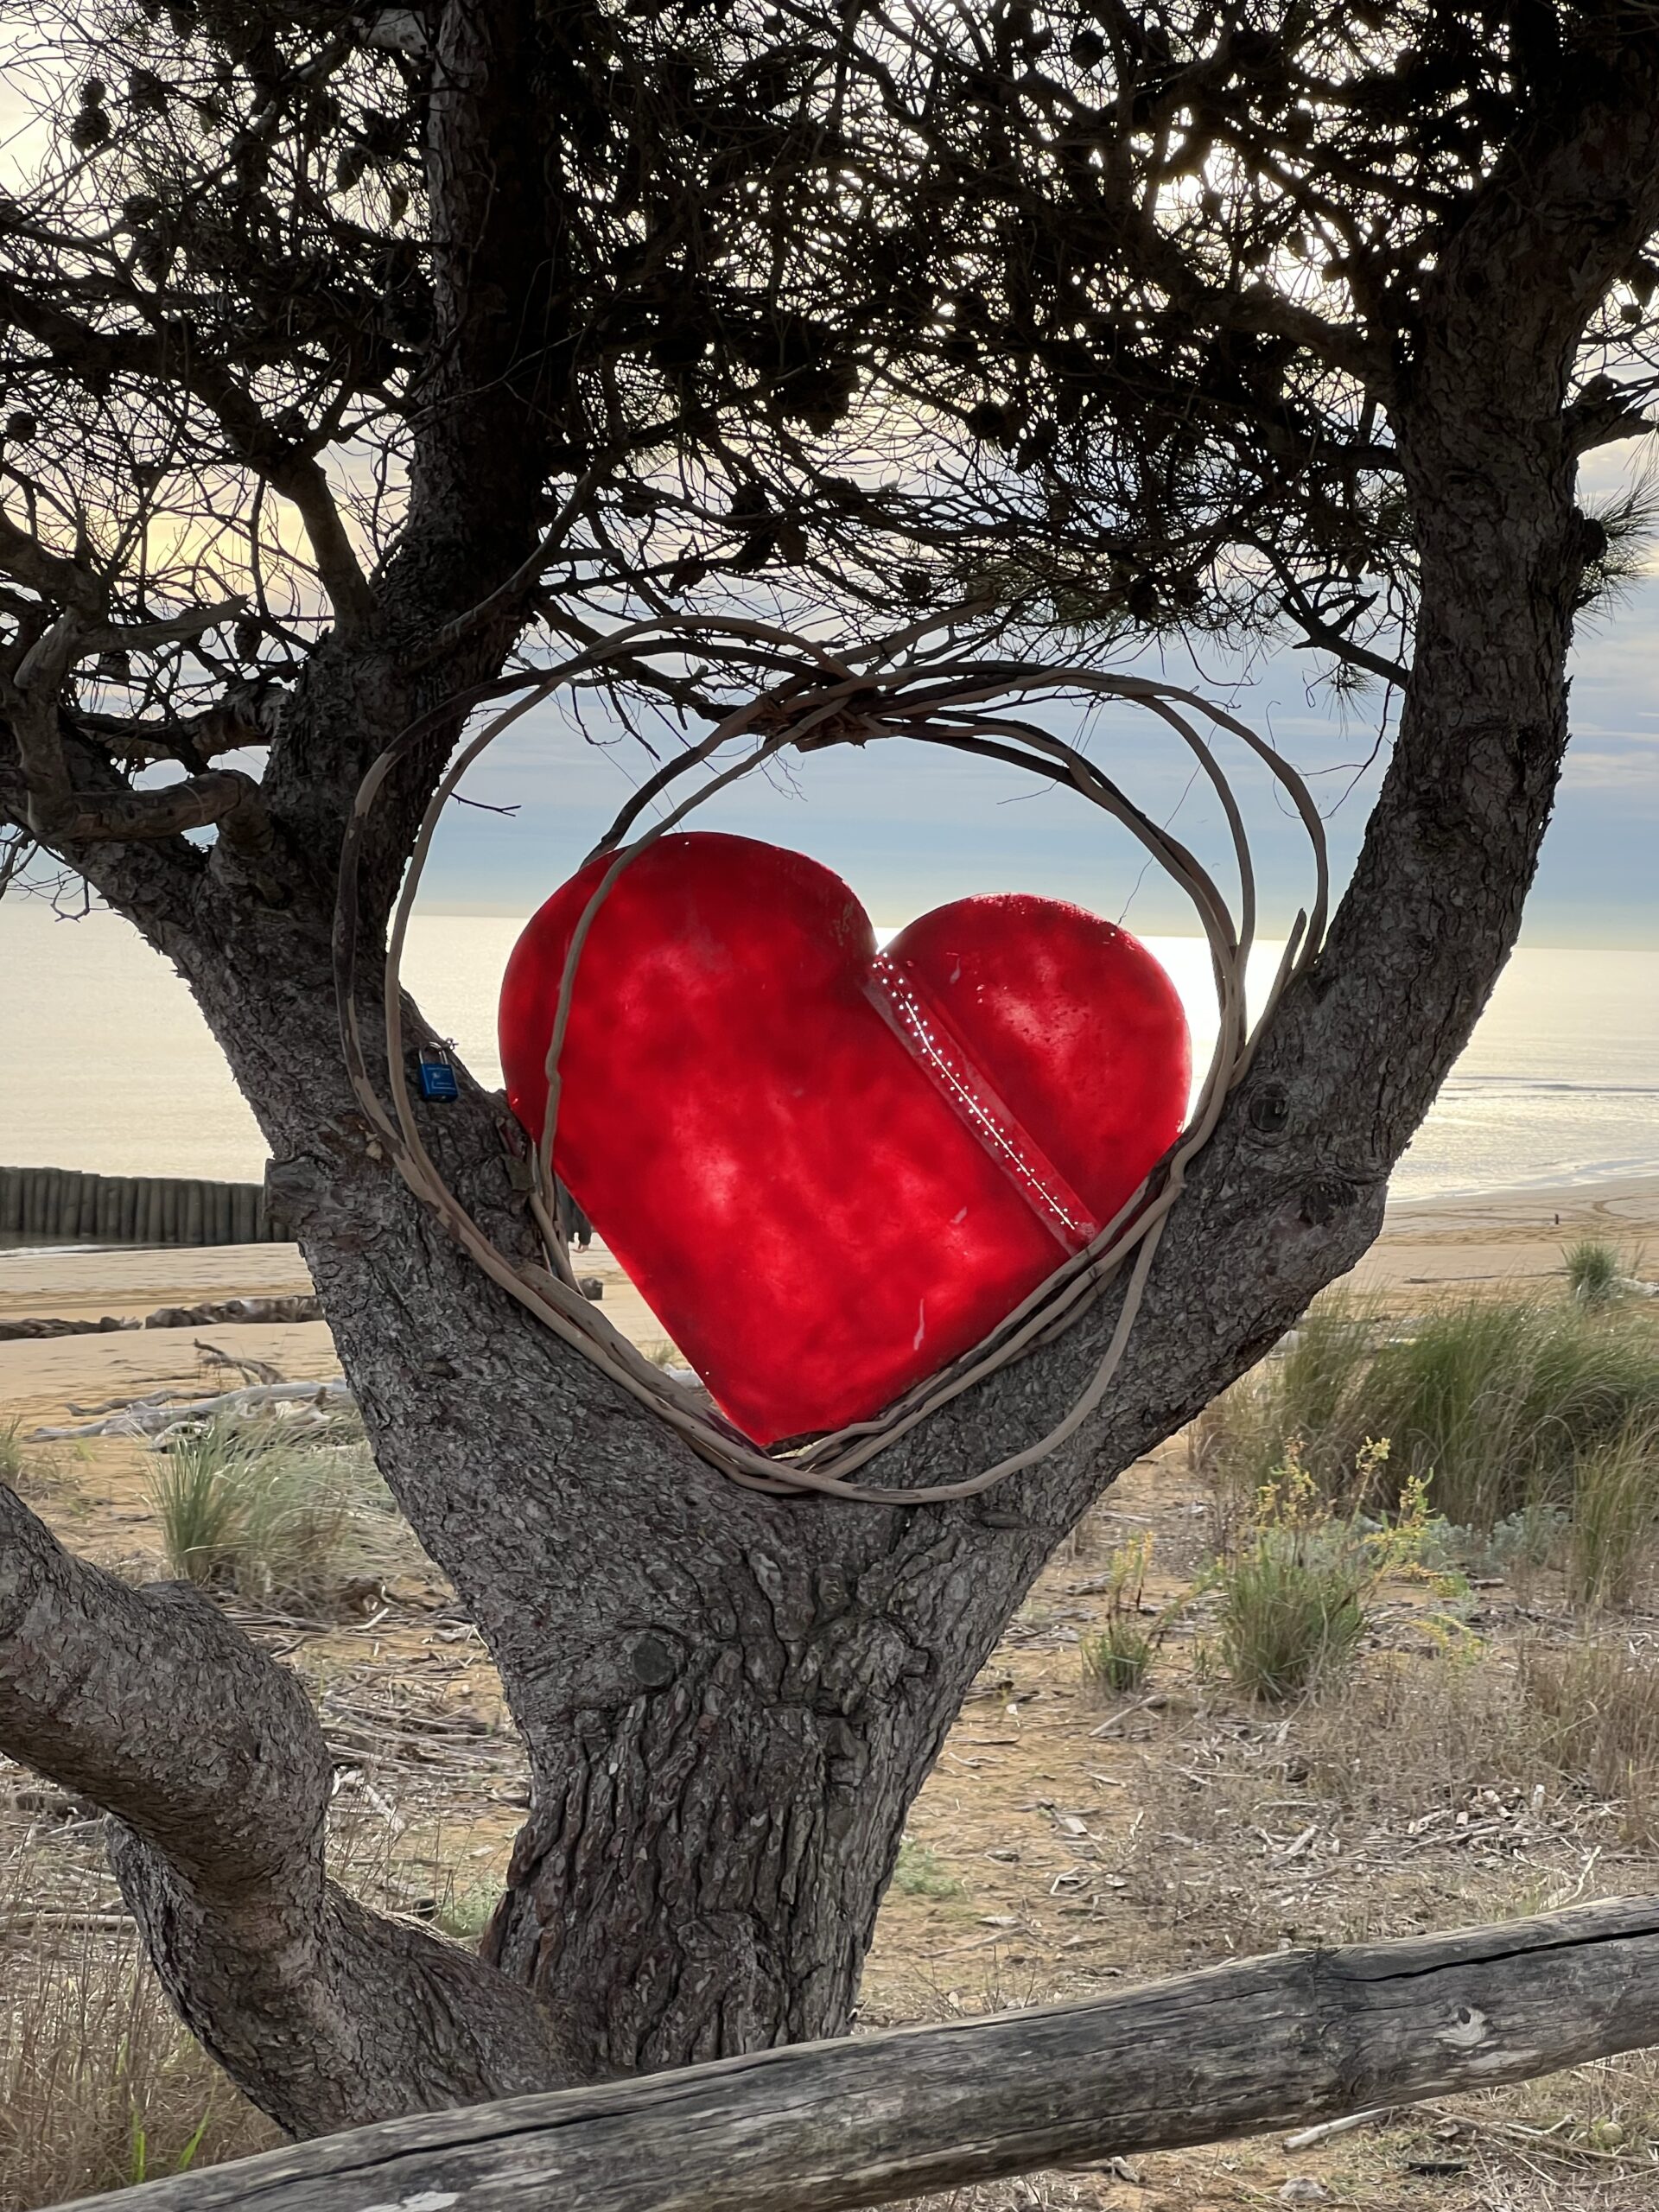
[499,832,1189,1444]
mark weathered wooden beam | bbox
[54,1897,1659,2212]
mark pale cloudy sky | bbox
[419,545,1659,949]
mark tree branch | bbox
[0,503,105,620]
[0,736,207,928]
[1260,556,1409,688]
[1,595,276,849]
[0,1483,575,2135]
[75,674,291,765]
[0,282,376,632]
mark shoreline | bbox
[1382,1168,1659,1226]
[3,1168,1655,1433]
[6,1166,1657,1262]
[3,1167,1655,1281]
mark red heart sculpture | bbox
[499,833,1189,1445]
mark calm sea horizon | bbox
[3,902,1656,1205]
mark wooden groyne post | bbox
[0,1166,280,1246]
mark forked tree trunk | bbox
[124,341,1584,2099]
[9,0,1659,2153]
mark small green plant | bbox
[1079,1619,1154,1696]
[435,1883,500,1943]
[1216,1439,1422,1700]
[0,1419,22,1486]
[1565,1237,1624,1305]
[891,1837,965,1900]
[1079,1533,1164,1697]
[1431,1501,1569,1581]
[127,2106,213,2190]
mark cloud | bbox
[1558,749,1659,795]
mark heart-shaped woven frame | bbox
[335,613,1327,1504]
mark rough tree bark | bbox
[3,3,1659,2145]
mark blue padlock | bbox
[417,1044,460,1102]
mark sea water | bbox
[1,902,1655,1203]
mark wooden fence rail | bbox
[0,1165,278,1246]
[54,1895,1659,2212]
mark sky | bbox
[416,537,1659,950]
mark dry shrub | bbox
[1132,1654,1513,1851]
[0,1831,275,2209]
[1521,1642,1659,1844]
[1147,1643,1659,1842]
[1567,1421,1659,1610]
[1122,1638,1659,1959]
[0,1788,507,2209]
[1493,2044,1659,2159]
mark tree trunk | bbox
[146,909,1047,2074]
[50,265,1583,2108]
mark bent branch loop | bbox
[335,613,1328,1505]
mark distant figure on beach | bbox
[556,1179,593,1252]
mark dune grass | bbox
[1564,1238,1624,1306]
[148,1414,414,1612]
[1198,1291,1659,1535]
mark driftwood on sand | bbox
[28,1377,353,1440]
[0,1295,322,1344]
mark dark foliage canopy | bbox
[3,1,1656,883]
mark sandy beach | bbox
[6,1181,1659,2212]
[4,1172,1656,1437]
